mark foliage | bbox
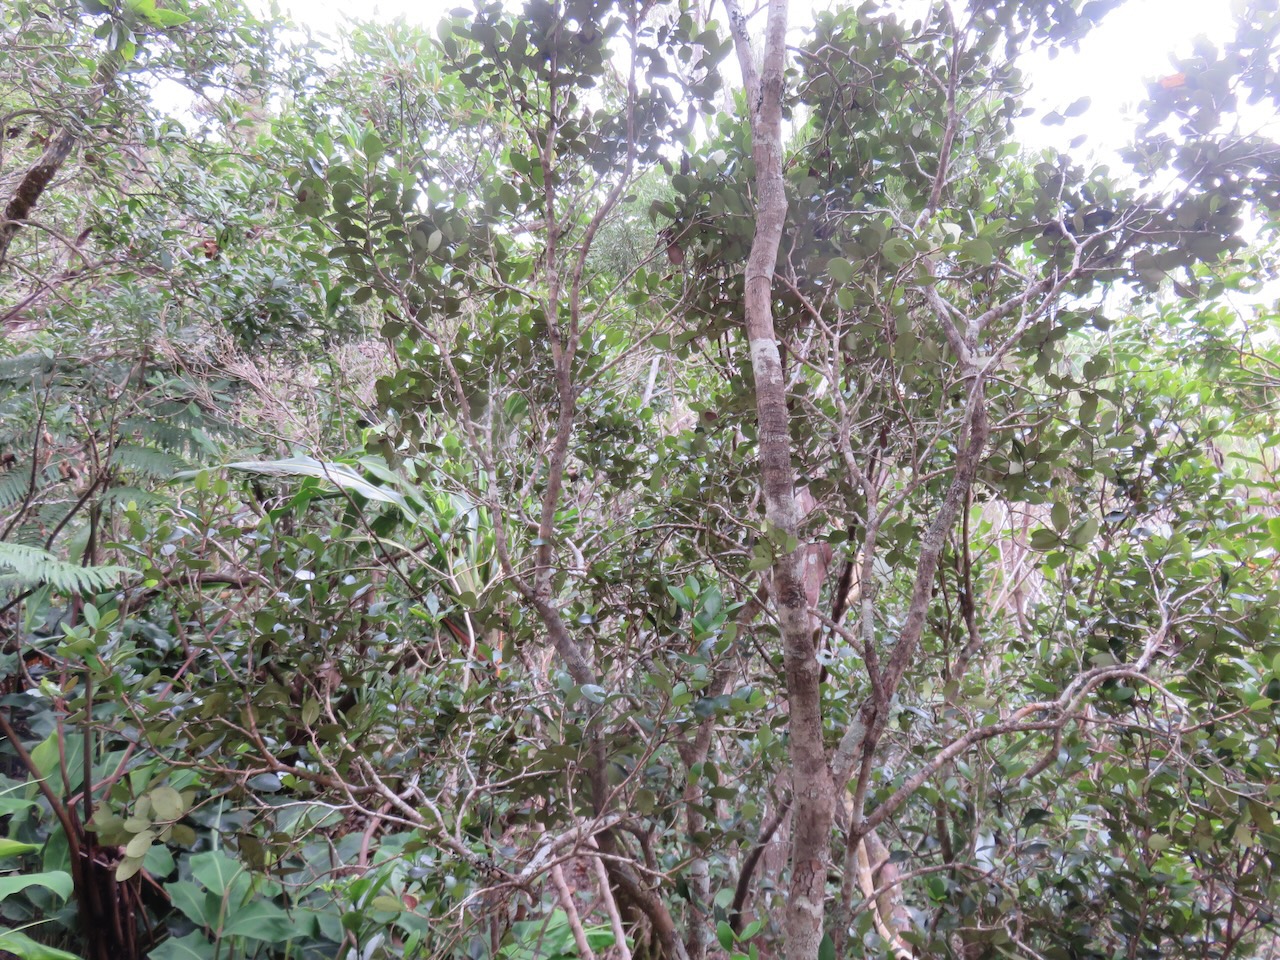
[2,1,1280,960]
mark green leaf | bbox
[219,901,298,941]
[1029,528,1060,550]
[0,797,40,818]
[115,856,143,882]
[164,881,217,928]
[190,850,242,897]
[882,238,914,265]
[828,257,854,284]
[818,934,835,960]
[246,773,283,792]
[144,844,175,880]
[961,238,994,265]
[125,830,156,859]
[148,933,217,960]
[0,928,85,960]
[1070,518,1099,548]
[716,921,735,952]
[0,871,73,903]
[149,786,185,821]
[0,839,41,858]
[146,8,190,27]
[1051,501,1069,533]
[221,457,407,507]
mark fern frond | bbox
[1,523,45,548]
[99,487,173,513]
[118,418,195,453]
[0,352,56,384]
[118,414,235,455]
[110,445,188,479]
[0,462,64,510]
[0,468,34,510]
[0,542,136,594]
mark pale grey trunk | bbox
[726,0,838,957]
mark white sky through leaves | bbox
[271,0,1236,162]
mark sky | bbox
[1015,0,1237,154]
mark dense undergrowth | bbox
[3,1,1280,959]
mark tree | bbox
[703,0,1280,954]
[2,1,1280,959]
[1,4,357,958]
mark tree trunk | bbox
[726,0,838,957]
[0,56,118,270]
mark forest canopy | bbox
[2,1,1280,960]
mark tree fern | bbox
[109,444,188,480]
[0,463,65,511]
[0,542,136,594]
[0,469,34,511]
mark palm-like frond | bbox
[0,542,136,594]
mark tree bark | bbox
[726,0,837,957]
[0,56,118,270]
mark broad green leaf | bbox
[115,856,143,882]
[370,894,403,913]
[165,881,218,928]
[1051,501,1069,533]
[0,928,85,960]
[125,830,156,858]
[716,921,734,952]
[0,871,73,902]
[0,839,40,858]
[882,237,914,265]
[221,457,407,507]
[0,797,40,818]
[219,901,299,941]
[146,8,190,26]
[149,786,185,821]
[1070,518,1099,548]
[190,850,243,897]
[961,238,993,264]
[148,933,217,960]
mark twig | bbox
[587,837,632,960]
[550,864,597,960]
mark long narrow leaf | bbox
[222,456,407,508]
